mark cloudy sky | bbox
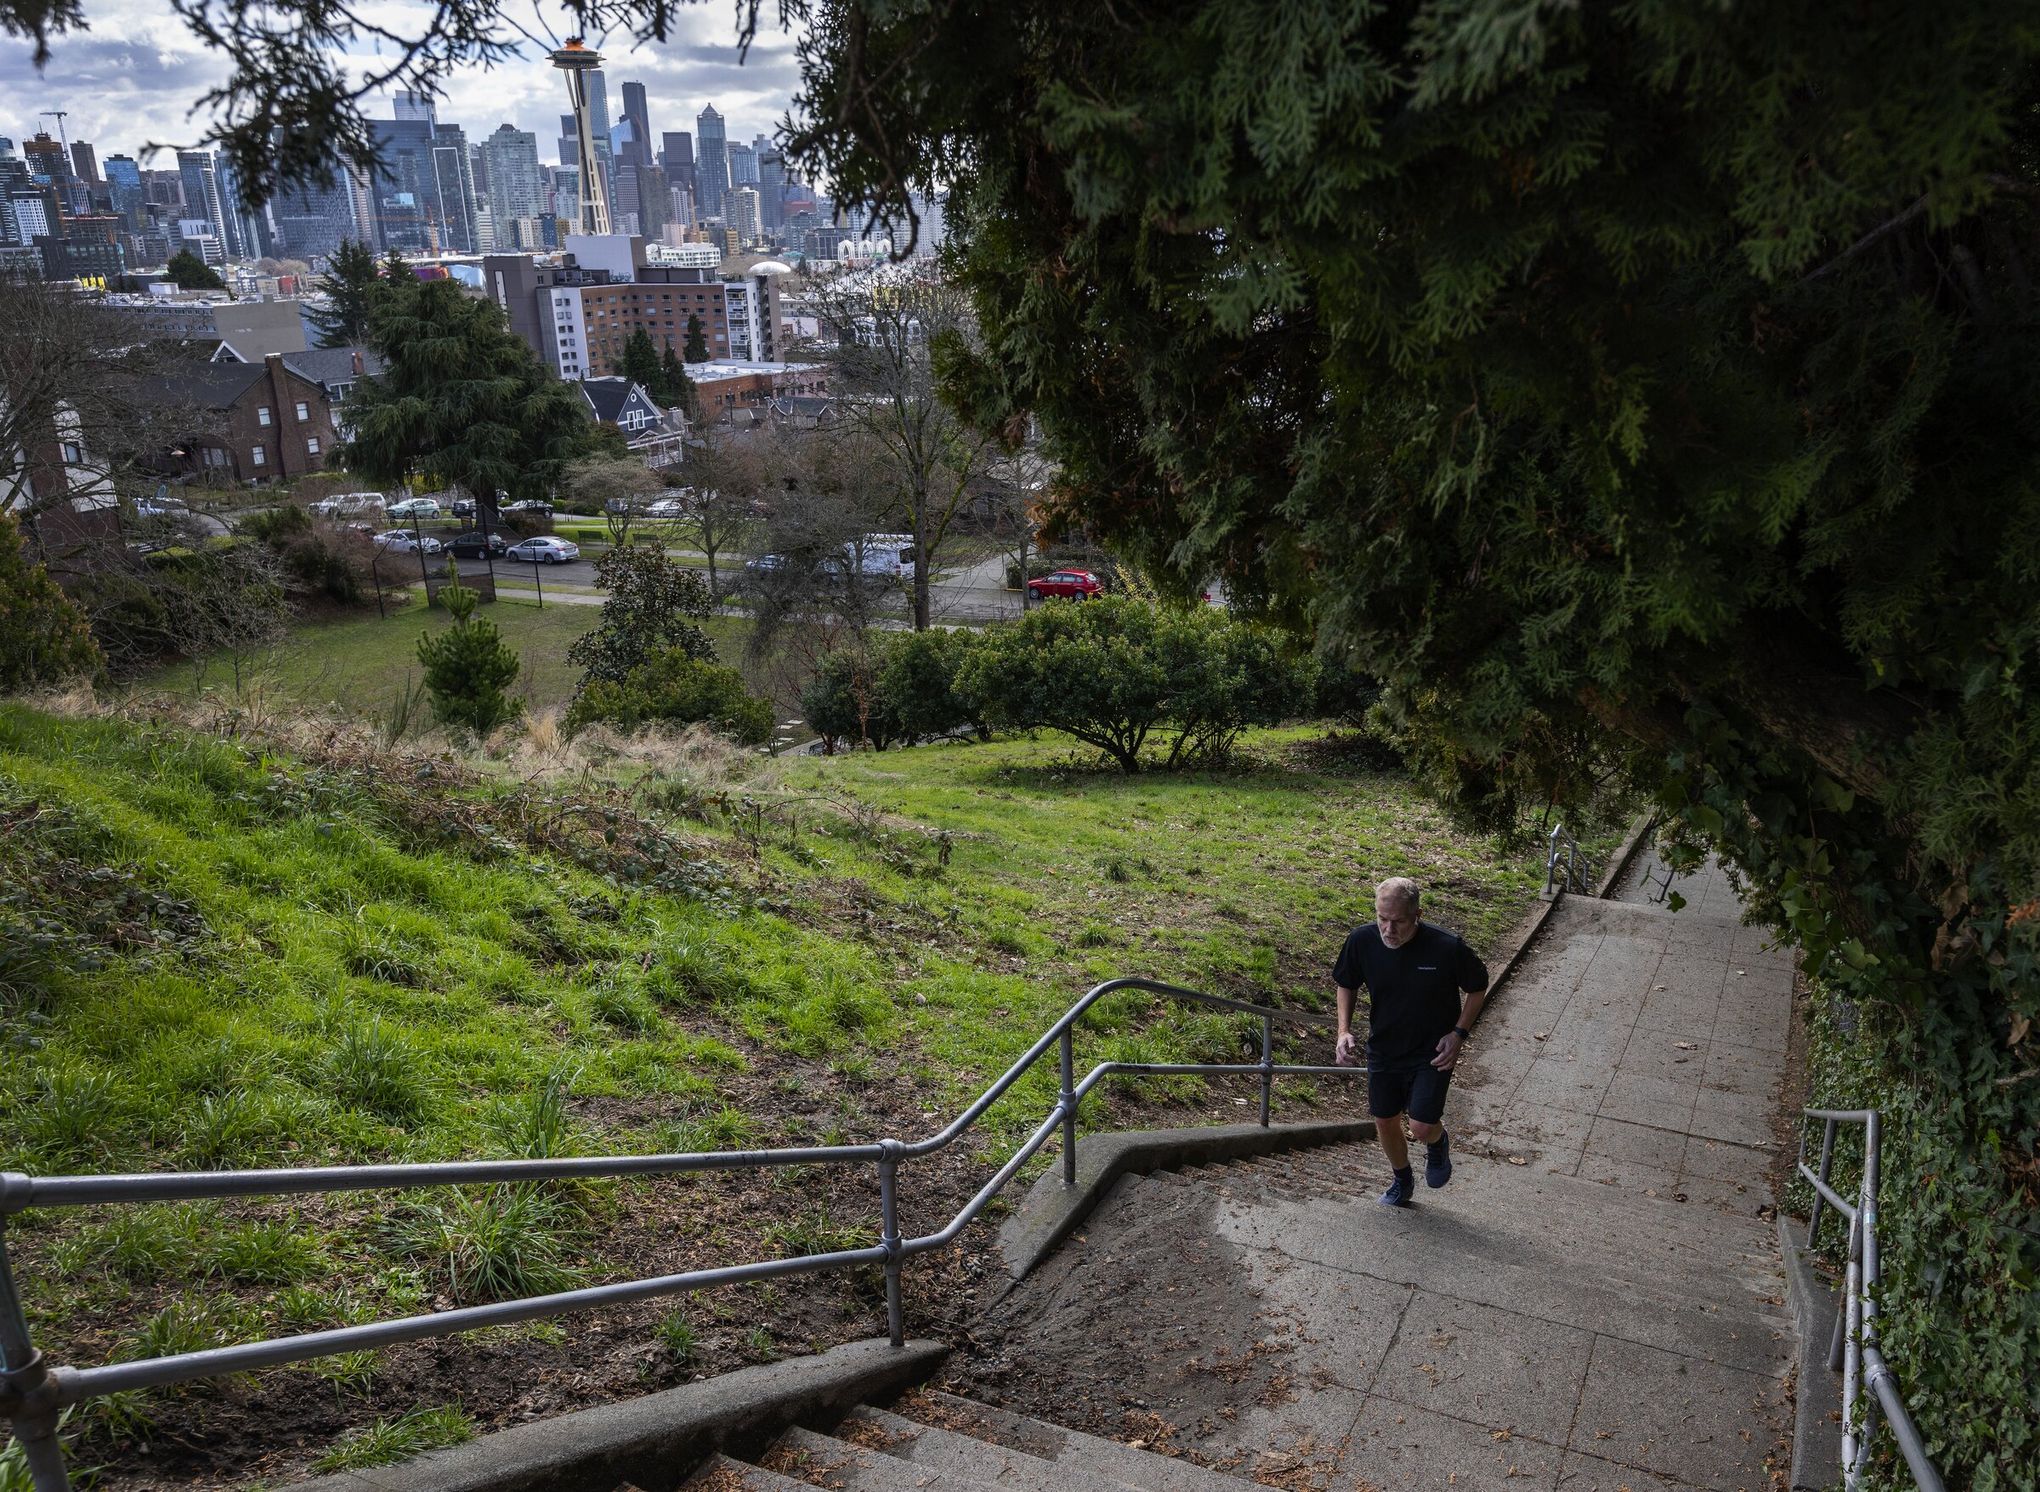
[0,1,805,169]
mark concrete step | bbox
[763,1426,995,1491]
[899,1391,1252,1492]
[838,1404,1145,1492]
[682,1454,818,1491]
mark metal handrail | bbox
[0,976,1357,1489]
[1797,1108,1946,1492]
[1544,822,1584,896]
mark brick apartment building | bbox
[485,235,785,381]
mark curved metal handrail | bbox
[1797,1108,1946,1492]
[0,977,1354,1490]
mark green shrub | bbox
[800,646,901,751]
[567,545,715,688]
[880,627,986,741]
[956,596,1315,771]
[564,649,773,744]
[0,510,101,691]
[1803,988,2038,1489]
[656,1311,698,1366]
[416,575,520,734]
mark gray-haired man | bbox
[1333,877,1490,1207]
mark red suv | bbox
[1026,568,1104,600]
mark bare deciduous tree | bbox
[810,269,1000,629]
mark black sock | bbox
[1427,1129,1450,1155]
[1393,1165,1414,1183]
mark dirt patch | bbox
[937,1174,1299,1472]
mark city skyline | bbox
[0,2,801,179]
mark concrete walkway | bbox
[971,873,1798,1491]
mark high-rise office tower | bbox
[482,124,544,250]
[660,132,695,199]
[214,154,268,258]
[727,141,757,187]
[393,89,437,123]
[695,106,727,221]
[620,82,652,164]
[551,39,613,234]
[431,123,480,252]
[102,154,142,229]
[68,141,100,188]
[175,149,228,249]
[727,185,760,245]
[758,151,786,231]
[269,165,362,260]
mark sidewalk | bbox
[962,873,1798,1490]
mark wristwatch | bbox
[1453,1026,1471,1041]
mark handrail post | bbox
[1809,1117,1837,1248]
[1258,1016,1274,1127]
[0,1224,72,1491]
[1058,1030,1077,1186]
[877,1143,904,1349]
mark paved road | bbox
[971,864,1797,1491]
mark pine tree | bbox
[620,327,662,397]
[416,575,520,733]
[683,314,709,363]
[660,346,695,415]
[339,276,600,508]
[164,248,225,290]
[0,511,100,691]
[306,238,383,348]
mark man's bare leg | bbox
[1378,1113,1410,1170]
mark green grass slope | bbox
[0,703,1559,1486]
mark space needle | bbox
[551,37,612,235]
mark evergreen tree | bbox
[416,575,520,733]
[0,512,100,691]
[620,327,662,397]
[338,276,600,510]
[381,248,410,288]
[683,314,709,363]
[660,346,696,415]
[164,248,225,291]
[306,238,382,348]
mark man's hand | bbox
[1334,1031,1357,1067]
[1431,1031,1464,1071]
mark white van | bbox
[852,533,917,582]
[310,491,386,518]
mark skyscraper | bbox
[269,166,362,261]
[727,185,760,246]
[176,149,228,248]
[759,150,786,230]
[620,82,652,164]
[660,132,695,199]
[431,122,480,251]
[727,141,757,187]
[482,124,544,250]
[696,106,728,221]
[68,141,100,189]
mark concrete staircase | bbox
[685,1388,1255,1490]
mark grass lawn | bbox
[0,701,1600,1486]
[145,597,752,723]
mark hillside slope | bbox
[0,703,1560,1486]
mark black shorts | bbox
[1368,1063,1453,1125]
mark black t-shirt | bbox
[1332,922,1490,1068]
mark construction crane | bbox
[39,110,70,156]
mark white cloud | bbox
[1,0,804,167]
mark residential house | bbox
[280,347,383,442]
[162,354,338,483]
[578,376,687,468]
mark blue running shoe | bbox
[1380,1168,1415,1208]
[1425,1130,1453,1189]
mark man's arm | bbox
[1335,984,1359,1064]
[1432,985,1489,1070]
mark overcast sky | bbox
[0,2,805,169]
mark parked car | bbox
[374,529,443,555]
[644,495,693,519]
[445,529,509,558]
[310,491,385,518]
[386,496,441,520]
[1026,568,1104,600]
[502,499,553,516]
[505,536,579,564]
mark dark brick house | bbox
[168,354,338,483]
